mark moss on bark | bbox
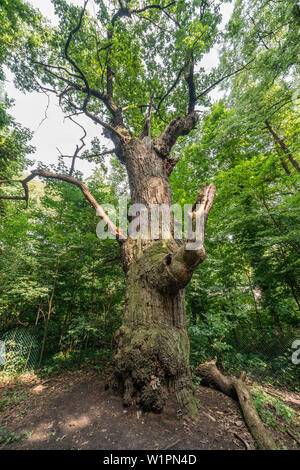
[112,238,197,414]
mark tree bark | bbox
[0,113,214,415]
[265,120,300,173]
[110,134,214,414]
[112,239,197,414]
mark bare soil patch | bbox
[0,370,299,450]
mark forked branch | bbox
[37,0,128,145]
[153,112,199,158]
[139,93,155,138]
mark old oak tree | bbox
[1,0,252,416]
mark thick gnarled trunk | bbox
[113,240,196,414]
[110,137,214,414]
[0,115,213,416]
[0,117,211,416]
[0,1,218,418]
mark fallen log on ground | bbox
[194,358,277,450]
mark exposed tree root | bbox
[195,358,278,450]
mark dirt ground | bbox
[0,370,299,450]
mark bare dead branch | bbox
[59,149,117,161]
[66,116,87,176]
[140,93,155,138]
[0,170,126,241]
[0,174,37,208]
[175,183,216,270]
[121,104,148,112]
[36,90,50,130]
[194,359,278,450]
[147,183,216,294]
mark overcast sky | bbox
[5,0,234,178]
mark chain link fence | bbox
[0,327,40,372]
[1,324,299,390]
[189,325,300,389]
